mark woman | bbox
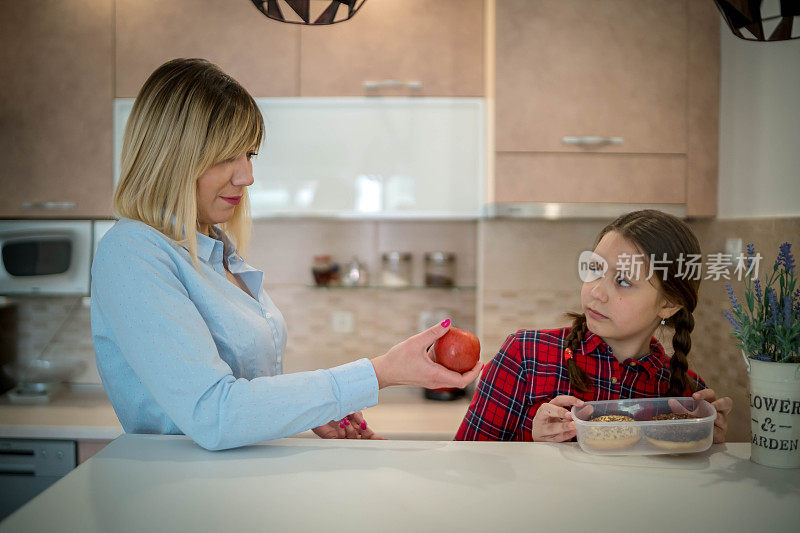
[91,58,480,451]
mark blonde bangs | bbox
[198,83,263,259]
[113,58,262,266]
[202,92,264,168]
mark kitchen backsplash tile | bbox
[14,296,86,364]
[267,285,475,373]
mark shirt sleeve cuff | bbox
[328,358,380,417]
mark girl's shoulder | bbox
[500,327,571,363]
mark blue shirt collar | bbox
[195,228,223,263]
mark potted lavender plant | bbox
[725,242,799,468]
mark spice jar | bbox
[311,254,336,286]
[380,252,412,287]
[424,252,455,287]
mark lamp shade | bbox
[250,0,368,26]
[714,0,800,41]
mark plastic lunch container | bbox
[571,397,716,455]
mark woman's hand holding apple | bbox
[370,320,482,390]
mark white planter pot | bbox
[744,352,800,468]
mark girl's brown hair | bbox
[564,210,702,396]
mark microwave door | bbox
[0,221,92,295]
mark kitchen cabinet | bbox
[0,0,114,219]
[493,0,719,216]
[299,0,484,96]
[115,0,300,97]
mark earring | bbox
[660,318,666,326]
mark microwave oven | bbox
[0,221,94,295]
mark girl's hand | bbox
[311,411,387,440]
[692,388,733,443]
[370,320,482,390]
[532,395,585,442]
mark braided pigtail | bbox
[564,312,592,392]
[667,307,697,396]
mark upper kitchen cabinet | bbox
[299,0,484,96]
[115,0,300,97]
[493,0,719,216]
[0,0,114,219]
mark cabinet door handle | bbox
[363,79,422,90]
[562,136,623,147]
[21,201,77,210]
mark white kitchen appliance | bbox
[0,221,93,295]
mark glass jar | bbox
[341,256,369,287]
[380,252,412,287]
[424,252,455,287]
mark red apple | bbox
[434,327,481,373]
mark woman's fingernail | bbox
[339,422,345,428]
[343,419,350,426]
[360,422,367,430]
[441,319,451,328]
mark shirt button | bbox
[611,377,618,384]
[264,312,272,319]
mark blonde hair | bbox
[113,58,263,266]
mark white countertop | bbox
[1,435,797,533]
[0,385,472,441]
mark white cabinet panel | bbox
[115,98,484,218]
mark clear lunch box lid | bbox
[571,397,717,455]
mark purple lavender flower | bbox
[723,311,741,333]
[777,242,795,273]
[752,353,772,362]
[794,288,800,314]
[754,279,763,303]
[746,243,756,257]
[725,282,740,312]
[766,288,779,327]
[783,294,793,328]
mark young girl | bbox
[455,210,733,443]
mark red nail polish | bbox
[344,419,350,426]
[441,319,451,328]
[360,422,367,430]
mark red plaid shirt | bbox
[455,327,707,441]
